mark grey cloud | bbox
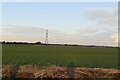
[3,24,46,35]
[2,24,72,43]
[75,27,116,36]
[84,8,118,26]
[74,26,117,46]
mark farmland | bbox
[2,44,118,68]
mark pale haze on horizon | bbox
[1,2,118,46]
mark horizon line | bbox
[0,41,118,47]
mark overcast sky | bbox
[1,2,118,46]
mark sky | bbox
[1,2,118,46]
[1,0,119,2]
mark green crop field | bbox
[2,44,118,68]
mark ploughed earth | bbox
[1,65,120,79]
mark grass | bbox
[2,44,118,68]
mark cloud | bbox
[2,24,47,42]
[111,33,119,43]
[3,24,46,35]
[2,24,75,43]
[75,27,114,36]
[2,24,118,46]
[74,26,118,46]
[84,8,118,26]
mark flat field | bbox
[2,44,118,68]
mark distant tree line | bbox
[0,41,118,48]
[0,41,42,45]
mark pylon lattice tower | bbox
[45,29,48,44]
